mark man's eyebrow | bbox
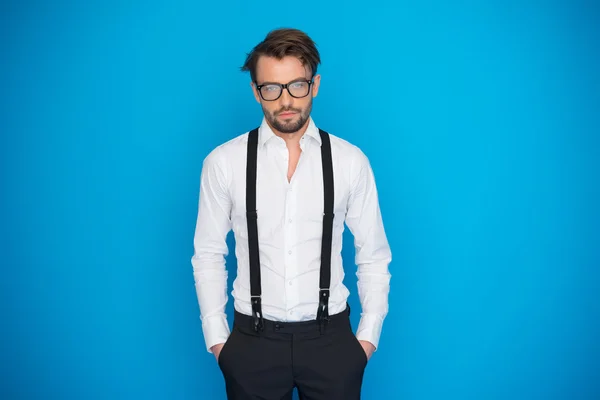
[257,77,309,85]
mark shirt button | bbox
[288,281,293,286]
[288,250,292,255]
[288,218,292,223]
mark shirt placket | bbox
[281,144,299,321]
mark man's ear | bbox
[311,74,321,98]
[251,81,261,104]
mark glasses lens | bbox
[288,81,310,98]
[260,84,282,101]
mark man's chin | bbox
[276,127,300,134]
[272,121,303,134]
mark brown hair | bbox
[241,28,321,82]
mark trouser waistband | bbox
[233,303,351,336]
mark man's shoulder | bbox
[216,129,253,153]
[203,129,253,166]
[321,129,368,164]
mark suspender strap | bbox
[246,127,263,332]
[317,129,334,333]
[245,126,334,334]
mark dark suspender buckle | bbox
[323,211,334,223]
[251,296,264,332]
[317,288,330,334]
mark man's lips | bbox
[278,112,297,118]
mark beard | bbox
[262,98,312,134]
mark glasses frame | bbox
[254,78,314,101]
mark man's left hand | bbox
[358,340,376,361]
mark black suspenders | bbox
[245,127,335,333]
[317,128,334,332]
[246,128,263,332]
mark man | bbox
[191,28,392,399]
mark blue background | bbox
[1,1,599,399]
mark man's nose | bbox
[279,88,293,107]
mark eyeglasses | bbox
[255,78,314,101]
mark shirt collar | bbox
[258,116,322,147]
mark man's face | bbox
[252,55,321,135]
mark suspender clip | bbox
[251,296,264,332]
[317,289,330,334]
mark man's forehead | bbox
[255,55,310,83]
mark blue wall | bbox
[1,1,599,399]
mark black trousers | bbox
[217,305,368,400]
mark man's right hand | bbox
[211,343,225,361]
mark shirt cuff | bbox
[201,314,230,353]
[355,313,384,351]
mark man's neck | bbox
[268,119,310,148]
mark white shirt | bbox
[191,117,392,353]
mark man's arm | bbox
[191,147,232,354]
[345,149,392,352]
